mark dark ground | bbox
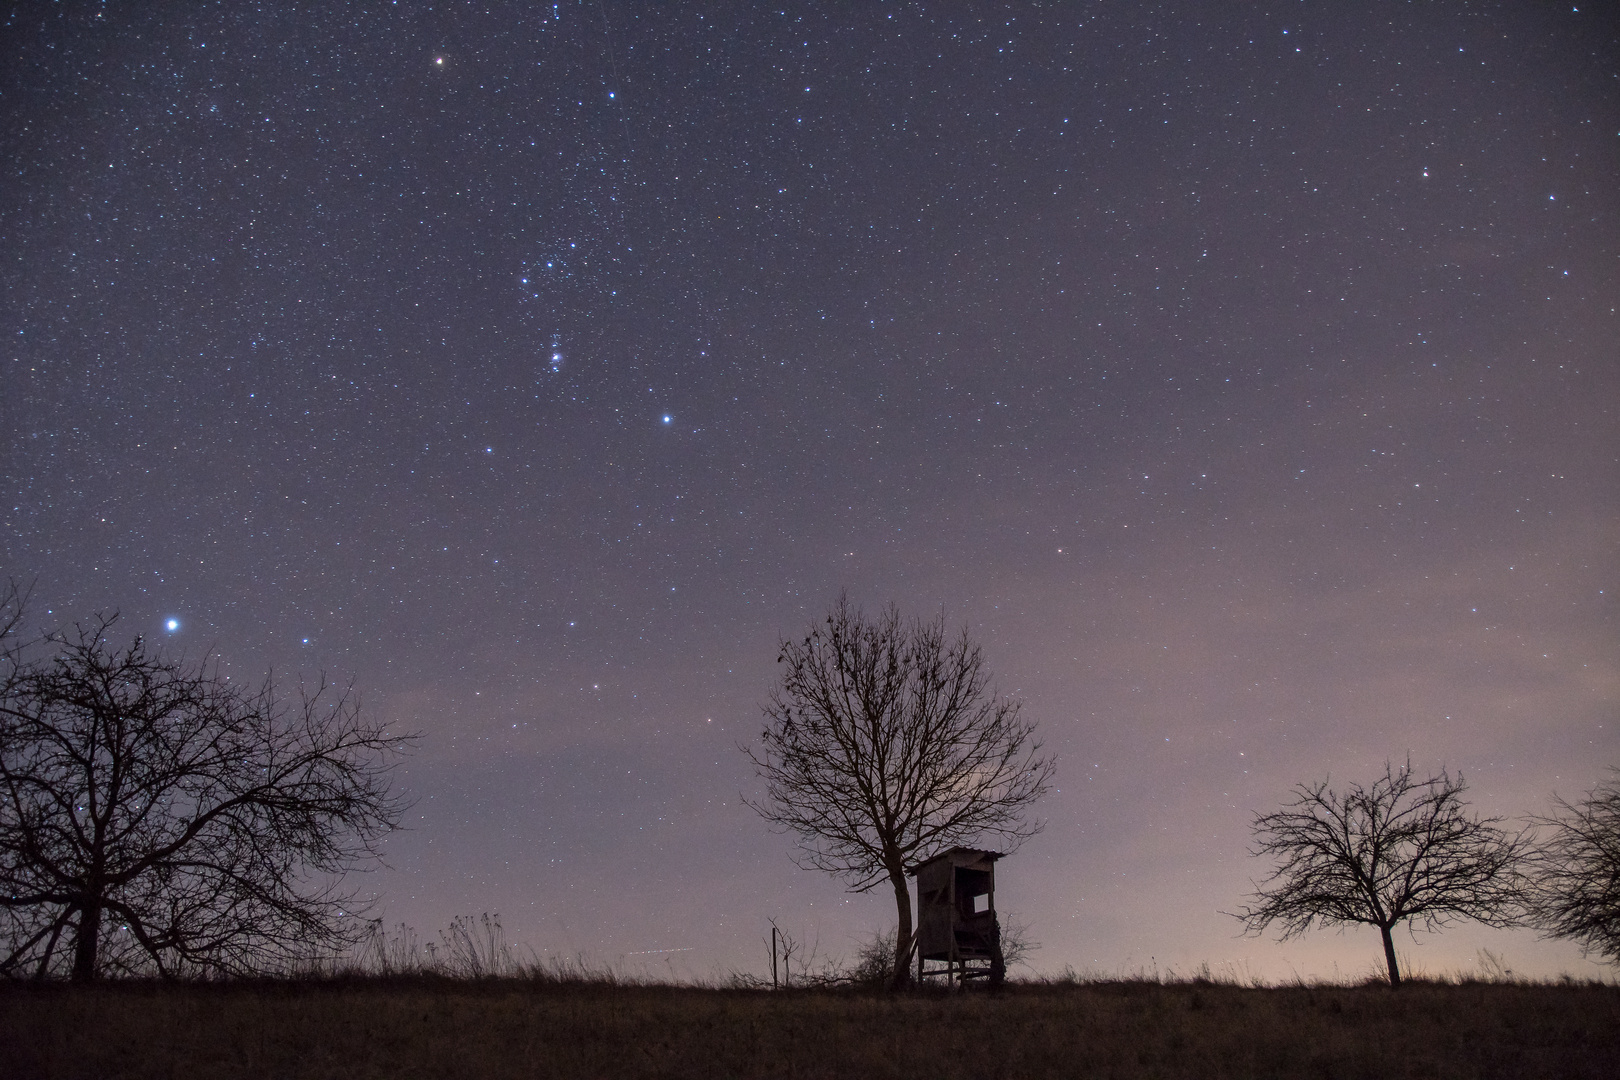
[3,977,1617,1079]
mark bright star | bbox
[662,415,672,424]
[165,618,180,632]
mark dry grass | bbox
[2,975,1616,1079]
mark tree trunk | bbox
[1379,923,1401,987]
[889,869,913,990]
[71,902,102,983]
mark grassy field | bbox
[2,976,1616,1079]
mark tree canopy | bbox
[745,595,1053,988]
[1530,771,1620,964]
[0,590,410,980]
[1233,761,1526,986]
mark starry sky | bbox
[3,1,1616,982]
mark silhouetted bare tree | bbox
[0,587,411,980]
[744,595,1054,989]
[1530,770,1620,964]
[1233,761,1526,986]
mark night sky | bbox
[4,1,1616,982]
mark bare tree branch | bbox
[0,594,414,980]
[743,594,1054,989]
[1231,760,1527,986]
[1528,770,1620,964]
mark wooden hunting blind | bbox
[911,847,1005,985]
